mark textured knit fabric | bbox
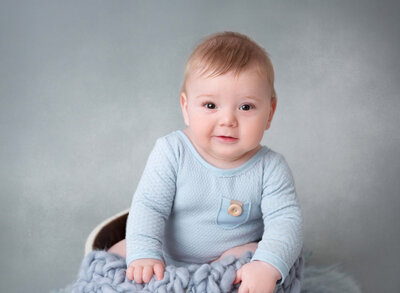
[72,250,304,293]
[126,130,303,283]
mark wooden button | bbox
[228,200,243,217]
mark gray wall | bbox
[1,1,399,292]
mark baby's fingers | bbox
[142,266,154,283]
[153,263,165,281]
[234,268,242,285]
[133,266,144,284]
[126,265,134,280]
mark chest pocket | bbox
[216,196,251,229]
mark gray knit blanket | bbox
[71,251,303,293]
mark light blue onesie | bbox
[126,130,303,283]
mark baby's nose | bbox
[219,111,238,127]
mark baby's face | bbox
[180,65,276,168]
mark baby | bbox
[110,31,303,293]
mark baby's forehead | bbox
[186,69,271,99]
[188,64,269,85]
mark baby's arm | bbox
[248,154,303,286]
[125,138,178,282]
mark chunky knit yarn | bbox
[72,250,303,293]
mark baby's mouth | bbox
[214,136,238,143]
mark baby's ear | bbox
[180,92,190,126]
[265,97,277,130]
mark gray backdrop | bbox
[1,1,399,292]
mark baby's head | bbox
[180,32,278,168]
[181,31,276,100]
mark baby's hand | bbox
[126,258,165,284]
[234,261,281,293]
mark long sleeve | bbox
[251,154,303,284]
[125,137,178,267]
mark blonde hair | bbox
[181,31,276,98]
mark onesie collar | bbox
[176,130,268,177]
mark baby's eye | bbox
[204,103,216,109]
[239,104,253,111]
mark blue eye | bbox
[240,104,253,111]
[204,103,216,109]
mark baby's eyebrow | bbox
[194,94,262,101]
[195,94,216,99]
[242,95,261,101]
